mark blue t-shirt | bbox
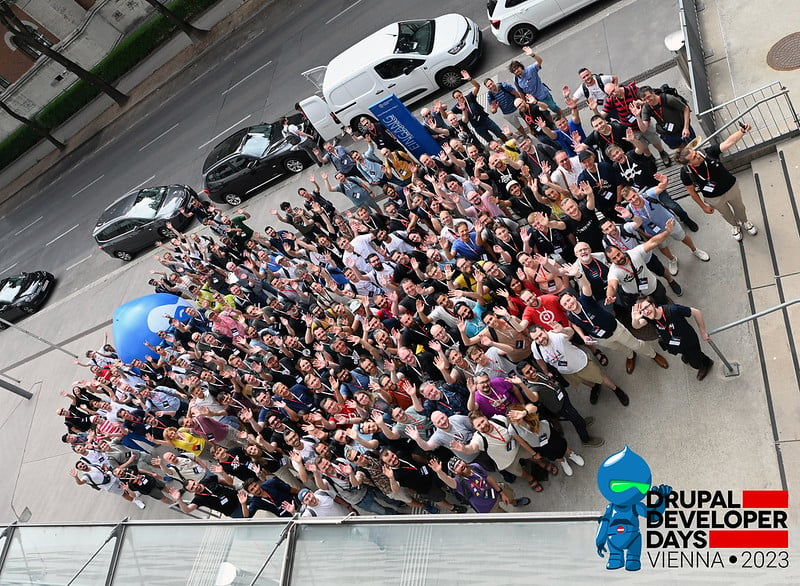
[566,294,618,339]
[515,63,547,100]
[452,233,486,261]
[487,82,519,114]
[626,188,678,235]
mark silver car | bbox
[92,184,196,261]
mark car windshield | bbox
[0,275,27,304]
[126,187,168,219]
[395,20,435,55]
[240,124,274,158]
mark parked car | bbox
[299,13,482,141]
[93,184,196,261]
[0,271,55,327]
[201,117,316,206]
[487,0,598,46]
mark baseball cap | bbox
[298,488,311,501]
[578,151,595,162]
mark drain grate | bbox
[767,32,800,71]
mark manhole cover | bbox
[767,32,800,71]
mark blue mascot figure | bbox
[596,445,671,571]
[113,293,194,364]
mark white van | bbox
[298,13,482,141]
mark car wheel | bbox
[224,193,243,206]
[114,250,133,261]
[284,157,305,174]
[0,322,7,330]
[509,23,538,47]
[158,227,176,239]
[436,67,462,90]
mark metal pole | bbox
[703,298,800,378]
[0,317,78,360]
[66,517,127,586]
[0,377,32,400]
[705,338,740,377]
[250,514,298,586]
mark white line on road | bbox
[46,224,79,246]
[138,123,180,151]
[66,255,92,271]
[0,263,18,275]
[222,61,273,95]
[129,175,156,191]
[14,216,43,236]
[325,0,365,25]
[481,25,491,31]
[71,174,105,198]
[198,115,252,150]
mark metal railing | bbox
[706,298,800,377]
[695,81,800,156]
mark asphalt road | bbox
[0,0,613,303]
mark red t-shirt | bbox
[521,294,568,330]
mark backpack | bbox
[654,84,689,106]
[581,74,606,99]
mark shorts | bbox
[563,356,604,387]
[501,110,527,130]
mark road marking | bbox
[66,255,92,271]
[139,123,180,151]
[198,115,252,150]
[325,0,365,25]
[71,174,105,198]
[0,262,18,274]
[14,216,43,236]
[481,25,491,31]
[46,224,79,246]
[222,61,273,95]
[128,175,156,191]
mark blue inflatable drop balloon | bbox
[113,293,194,363]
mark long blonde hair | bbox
[507,403,540,433]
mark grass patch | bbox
[0,0,218,171]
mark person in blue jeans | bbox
[452,70,507,143]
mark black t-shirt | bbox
[393,459,435,494]
[452,93,490,125]
[486,166,522,198]
[583,121,634,159]
[563,203,605,252]
[190,475,241,516]
[247,477,295,517]
[577,162,620,214]
[648,304,700,353]
[680,145,736,197]
[566,294,618,338]
[615,149,658,189]
[219,446,259,482]
[527,226,572,260]
[577,257,609,300]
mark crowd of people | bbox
[59,46,754,519]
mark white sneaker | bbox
[743,221,758,236]
[692,249,710,261]
[731,225,743,241]
[568,452,585,467]
[667,257,679,276]
[559,459,573,476]
[133,499,146,510]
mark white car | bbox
[299,14,482,140]
[488,0,599,47]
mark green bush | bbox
[0,0,218,171]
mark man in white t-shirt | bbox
[605,219,677,308]
[571,68,618,107]
[531,324,629,406]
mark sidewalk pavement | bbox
[0,0,798,535]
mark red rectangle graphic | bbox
[742,490,788,508]
[709,530,788,548]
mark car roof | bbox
[203,128,250,172]
[324,21,403,87]
[94,186,171,228]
